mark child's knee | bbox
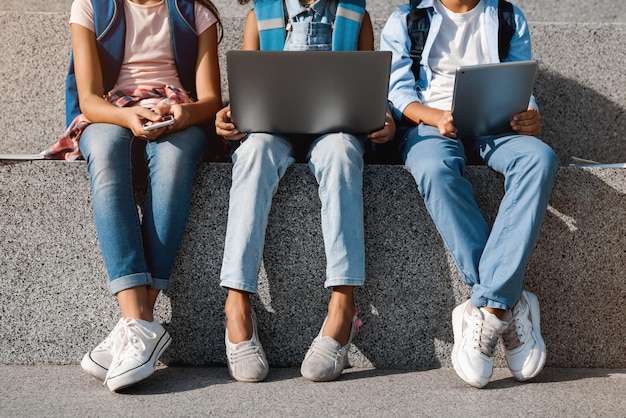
[526,141,558,179]
[235,133,292,162]
[311,133,364,166]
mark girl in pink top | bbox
[71,0,223,392]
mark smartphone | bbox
[143,115,175,131]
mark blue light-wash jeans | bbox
[220,132,366,293]
[79,123,207,295]
[400,124,558,310]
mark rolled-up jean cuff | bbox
[220,279,258,294]
[108,272,152,295]
[151,277,170,291]
[472,296,510,311]
[324,277,365,288]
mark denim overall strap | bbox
[332,0,365,51]
[254,0,287,50]
[283,0,331,51]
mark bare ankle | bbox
[482,306,506,320]
[224,289,253,344]
[322,286,356,345]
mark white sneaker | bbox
[225,310,269,383]
[502,290,547,381]
[81,318,124,381]
[104,318,171,392]
[300,314,361,382]
[451,300,508,388]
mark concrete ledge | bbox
[1,9,625,370]
[1,161,624,368]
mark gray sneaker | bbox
[80,318,124,381]
[451,300,508,388]
[300,314,361,382]
[502,290,547,381]
[225,310,269,383]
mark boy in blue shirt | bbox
[381,0,557,388]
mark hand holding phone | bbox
[143,115,175,131]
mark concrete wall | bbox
[1,14,625,165]
[0,6,624,370]
[1,161,624,368]
[4,0,626,23]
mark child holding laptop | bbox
[381,0,557,388]
[215,0,395,382]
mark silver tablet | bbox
[452,60,538,138]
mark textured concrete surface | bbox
[1,162,624,369]
[1,366,625,417]
[1,13,625,165]
[3,0,626,22]
[1,0,624,370]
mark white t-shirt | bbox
[70,0,217,93]
[421,0,490,111]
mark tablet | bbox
[451,60,538,138]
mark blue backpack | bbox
[407,0,516,79]
[65,0,198,127]
[253,0,366,51]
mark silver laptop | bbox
[451,60,538,138]
[227,50,392,135]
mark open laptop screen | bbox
[227,50,392,135]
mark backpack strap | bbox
[93,0,126,97]
[332,0,365,51]
[254,0,286,50]
[497,0,515,61]
[65,0,124,126]
[406,0,430,80]
[406,0,517,82]
[168,0,198,99]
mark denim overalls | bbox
[284,0,333,51]
[220,0,367,293]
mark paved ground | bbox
[1,366,625,417]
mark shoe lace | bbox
[470,311,501,357]
[228,342,264,364]
[502,302,528,351]
[96,333,116,352]
[103,319,157,385]
[502,321,523,350]
[309,337,342,363]
[96,320,123,351]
